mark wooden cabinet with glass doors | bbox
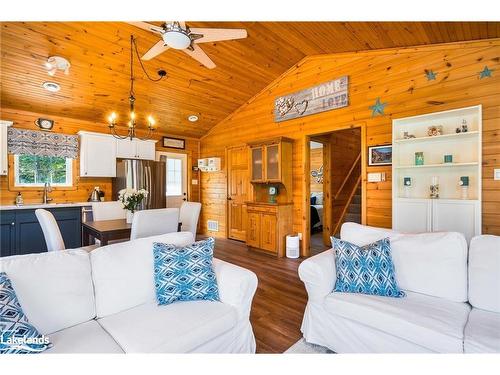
[246,137,293,257]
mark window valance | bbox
[7,128,79,159]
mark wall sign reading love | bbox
[274,76,349,122]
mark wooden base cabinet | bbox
[246,202,292,257]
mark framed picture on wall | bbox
[162,137,185,150]
[368,145,392,166]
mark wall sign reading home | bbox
[274,76,348,122]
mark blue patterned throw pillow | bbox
[0,272,51,354]
[153,237,220,305]
[331,237,405,298]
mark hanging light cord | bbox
[132,36,165,82]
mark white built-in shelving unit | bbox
[392,105,482,242]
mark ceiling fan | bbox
[128,21,247,69]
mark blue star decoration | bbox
[425,70,437,81]
[479,66,493,79]
[369,98,387,117]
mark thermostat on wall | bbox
[367,172,386,182]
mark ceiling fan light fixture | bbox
[188,114,199,122]
[163,30,191,50]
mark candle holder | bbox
[430,176,439,199]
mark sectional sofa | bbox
[299,222,500,353]
[0,232,258,353]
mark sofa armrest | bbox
[213,258,258,320]
[298,249,336,303]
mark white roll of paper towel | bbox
[286,234,300,259]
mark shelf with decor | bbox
[392,105,482,242]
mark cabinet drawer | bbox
[247,205,277,214]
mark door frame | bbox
[302,123,367,257]
[156,151,189,206]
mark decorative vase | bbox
[126,210,134,224]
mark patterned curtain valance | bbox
[7,128,79,159]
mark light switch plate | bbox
[192,179,198,185]
[368,172,385,182]
[495,169,500,181]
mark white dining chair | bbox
[91,201,127,221]
[130,208,180,240]
[35,209,97,252]
[179,202,202,239]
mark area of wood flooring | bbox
[210,237,308,353]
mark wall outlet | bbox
[495,169,500,181]
[298,232,302,240]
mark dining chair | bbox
[91,201,127,221]
[179,202,202,239]
[35,209,97,252]
[130,208,180,240]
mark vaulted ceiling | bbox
[1,22,499,138]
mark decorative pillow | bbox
[153,237,220,305]
[310,196,317,205]
[0,272,51,354]
[331,237,405,298]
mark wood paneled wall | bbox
[0,108,200,205]
[199,39,500,249]
[310,147,323,193]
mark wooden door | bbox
[260,213,277,253]
[227,146,249,240]
[246,211,261,247]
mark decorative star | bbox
[369,98,387,117]
[479,66,493,79]
[425,70,437,81]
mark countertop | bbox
[0,202,92,211]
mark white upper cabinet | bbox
[136,140,156,160]
[78,131,116,177]
[0,120,13,176]
[116,138,156,160]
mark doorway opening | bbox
[156,151,188,208]
[307,126,364,256]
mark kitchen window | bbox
[14,154,73,187]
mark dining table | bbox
[82,219,183,246]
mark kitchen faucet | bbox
[43,182,53,204]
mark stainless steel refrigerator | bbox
[112,159,166,210]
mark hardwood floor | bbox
[208,236,308,353]
[310,231,329,256]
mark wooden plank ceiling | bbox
[1,22,499,138]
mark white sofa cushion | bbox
[468,235,500,313]
[44,320,123,353]
[0,249,95,334]
[90,232,194,318]
[97,301,237,353]
[324,291,470,353]
[340,223,468,302]
[464,308,500,353]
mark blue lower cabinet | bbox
[0,207,82,257]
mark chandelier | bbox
[107,35,166,141]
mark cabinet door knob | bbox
[11,222,15,226]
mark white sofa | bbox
[299,222,500,353]
[0,232,258,353]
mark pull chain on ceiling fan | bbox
[128,21,247,69]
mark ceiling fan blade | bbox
[189,28,247,43]
[141,40,170,61]
[128,21,164,34]
[182,44,216,69]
